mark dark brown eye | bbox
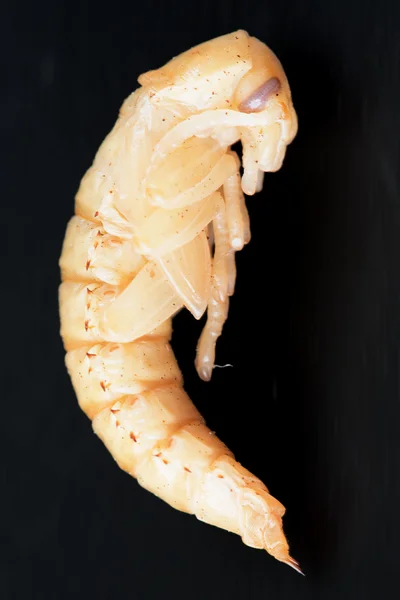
[238,77,281,113]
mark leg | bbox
[226,250,237,297]
[240,130,259,196]
[146,136,237,210]
[211,201,230,302]
[223,151,246,251]
[195,292,229,382]
[195,202,231,381]
[196,151,253,381]
[256,169,264,193]
[223,151,251,249]
[239,188,251,245]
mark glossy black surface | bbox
[3,1,400,597]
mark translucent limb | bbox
[155,231,211,320]
[135,191,220,258]
[195,292,229,382]
[223,150,251,251]
[195,202,231,381]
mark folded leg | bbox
[195,291,229,382]
[223,151,251,248]
[195,202,231,381]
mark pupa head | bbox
[139,30,297,192]
[233,35,298,186]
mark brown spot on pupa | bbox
[154,452,161,458]
[100,381,107,391]
[108,238,122,248]
[93,241,99,250]
[94,211,99,217]
[86,287,93,294]
[96,230,105,237]
[111,408,120,414]
[88,367,92,374]
[86,352,96,358]
[84,320,89,331]
[217,474,224,479]
[184,467,191,473]
[115,420,120,427]
[85,259,91,271]
[162,459,169,465]
[130,432,137,442]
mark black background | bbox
[3,0,400,598]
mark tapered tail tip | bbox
[282,556,305,576]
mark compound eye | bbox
[238,77,281,113]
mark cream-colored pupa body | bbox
[59,30,299,571]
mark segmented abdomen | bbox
[59,171,233,518]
